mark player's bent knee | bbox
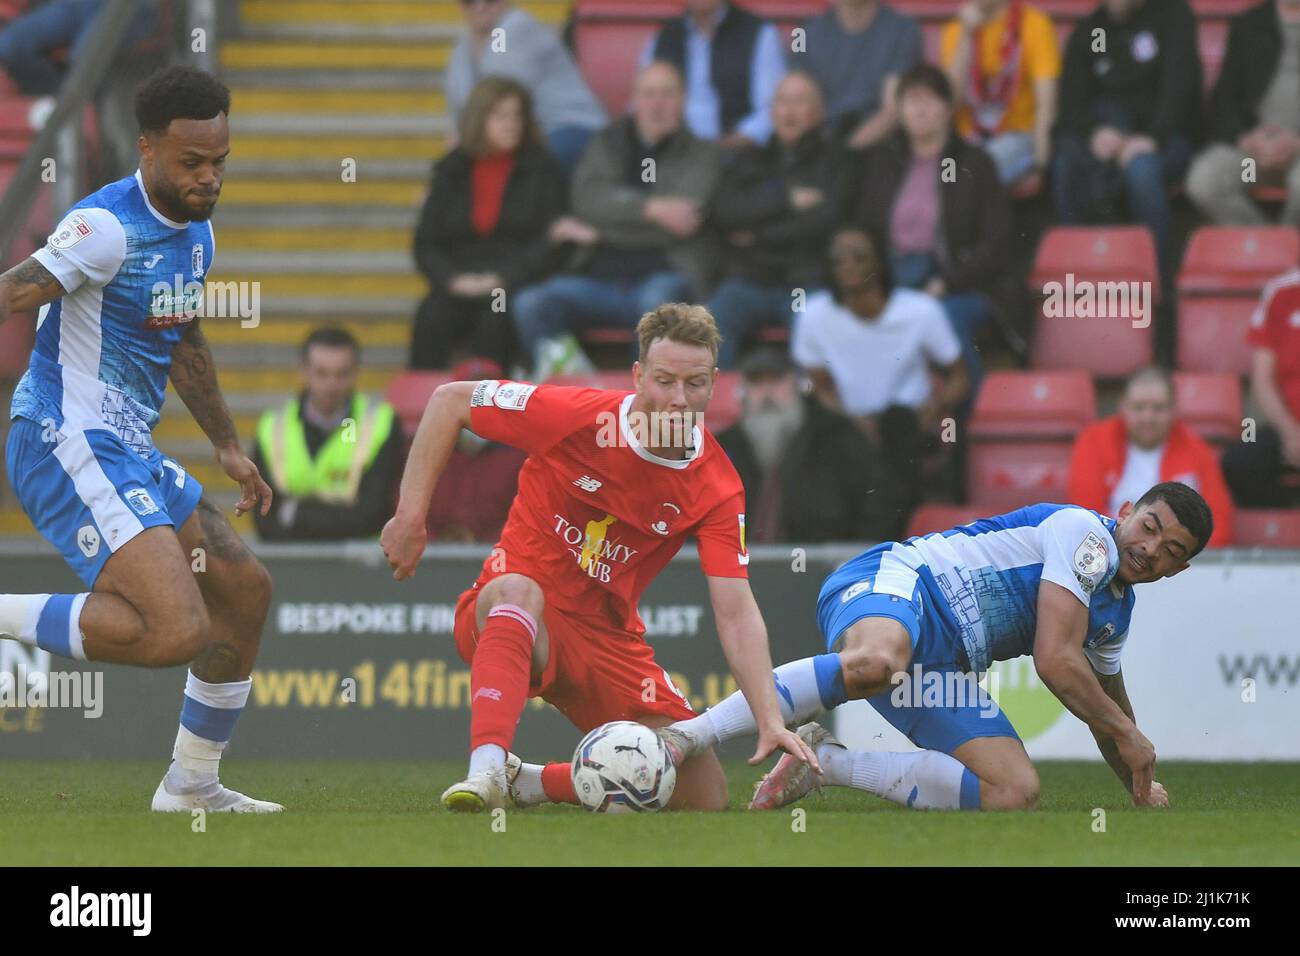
[480,573,545,617]
[985,770,1040,811]
[839,644,910,698]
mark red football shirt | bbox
[1249,269,1300,421]
[465,381,749,634]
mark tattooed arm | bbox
[170,319,273,516]
[0,256,68,325]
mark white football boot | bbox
[151,776,284,813]
[748,721,840,810]
[441,767,509,813]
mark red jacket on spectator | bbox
[1067,416,1234,548]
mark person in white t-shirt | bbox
[792,227,969,525]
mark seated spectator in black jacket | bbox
[253,328,402,542]
[717,349,897,543]
[1187,0,1300,225]
[707,71,846,368]
[851,65,1018,396]
[410,76,569,371]
[1053,0,1201,282]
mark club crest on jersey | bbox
[125,488,160,517]
[76,524,100,558]
[192,244,204,279]
[1090,622,1117,645]
[841,578,873,603]
[492,381,536,411]
[650,502,681,536]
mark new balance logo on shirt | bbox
[573,476,602,492]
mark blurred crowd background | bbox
[2,0,1299,551]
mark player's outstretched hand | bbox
[1117,726,1157,804]
[380,515,427,581]
[217,445,273,516]
[1134,780,1169,808]
[750,725,822,775]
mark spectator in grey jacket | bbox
[511,62,723,370]
[445,0,605,172]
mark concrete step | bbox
[242,293,418,316]
[232,158,433,179]
[217,249,413,275]
[231,89,446,115]
[230,112,449,136]
[203,317,411,346]
[216,227,411,253]
[213,206,419,230]
[183,365,399,395]
[230,134,443,162]
[224,69,443,91]
[217,178,425,206]
[203,272,424,299]
[238,0,569,26]
[162,387,398,419]
[209,340,408,367]
[221,41,450,71]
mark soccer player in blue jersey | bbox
[658,483,1213,811]
[0,67,282,812]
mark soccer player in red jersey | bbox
[381,304,816,811]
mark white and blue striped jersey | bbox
[11,170,215,459]
[825,504,1136,674]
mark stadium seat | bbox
[385,371,454,436]
[966,441,1074,512]
[904,504,987,538]
[1027,227,1160,375]
[1175,297,1256,375]
[1177,227,1300,295]
[1233,509,1300,548]
[1173,371,1243,443]
[969,370,1096,439]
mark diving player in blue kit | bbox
[657,483,1213,811]
[0,66,282,812]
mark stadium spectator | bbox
[1053,0,1201,282]
[851,65,1018,401]
[639,0,784,148]
[252,328,401,542]
[511,62,721,371]
[0,0,156,95]
[939,0,1061,185]
[1067,366,1234,547]
[792,228,969,523]
[1186,0,1300,225]
[410,78,568,371]
[445,0,605,173]
[1222,270,1300,506]
[425,358,527,542]
[707,70,847,368]
[716,349,897,543]
[796,0,923,150]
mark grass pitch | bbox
[1,760,1296,866]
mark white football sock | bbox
[818,746,980,810]
[0,593,86,659]
[0,593,49,644]
[510,761,549,806]
[675,655,843,747]
[166,673,251,794]
[468,744,506,777]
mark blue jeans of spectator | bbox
[547,125,597,178]
[512,271,689,366]
[708,278,824,369]
[0,0,153,95]
[1052,131,1192,283]
[981,131,1037,186]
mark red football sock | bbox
[469,604,536,753]
[541,762,579,804]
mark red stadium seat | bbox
[1028,228,1158,376]
[1173,371,1242,443]
[904,504,987,538]
[969,370,1096,439]
[385,371,455,435]
[1233,509,1300,548]
[1177,227,1300,295]
[574,20,659,117]
[967,441,1074,511]
[1175,297,1256,375]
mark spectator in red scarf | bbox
[939,0,1061,185]
[1068,366,1234,547]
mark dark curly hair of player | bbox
[135,66,231,136]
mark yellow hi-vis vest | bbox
[256,394,395,506]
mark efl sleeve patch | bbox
[492,382,537,411]
[48,213,94,251]
[1073,531,1108,593]
[470,380,499,407]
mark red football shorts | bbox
[453,586,695,733]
